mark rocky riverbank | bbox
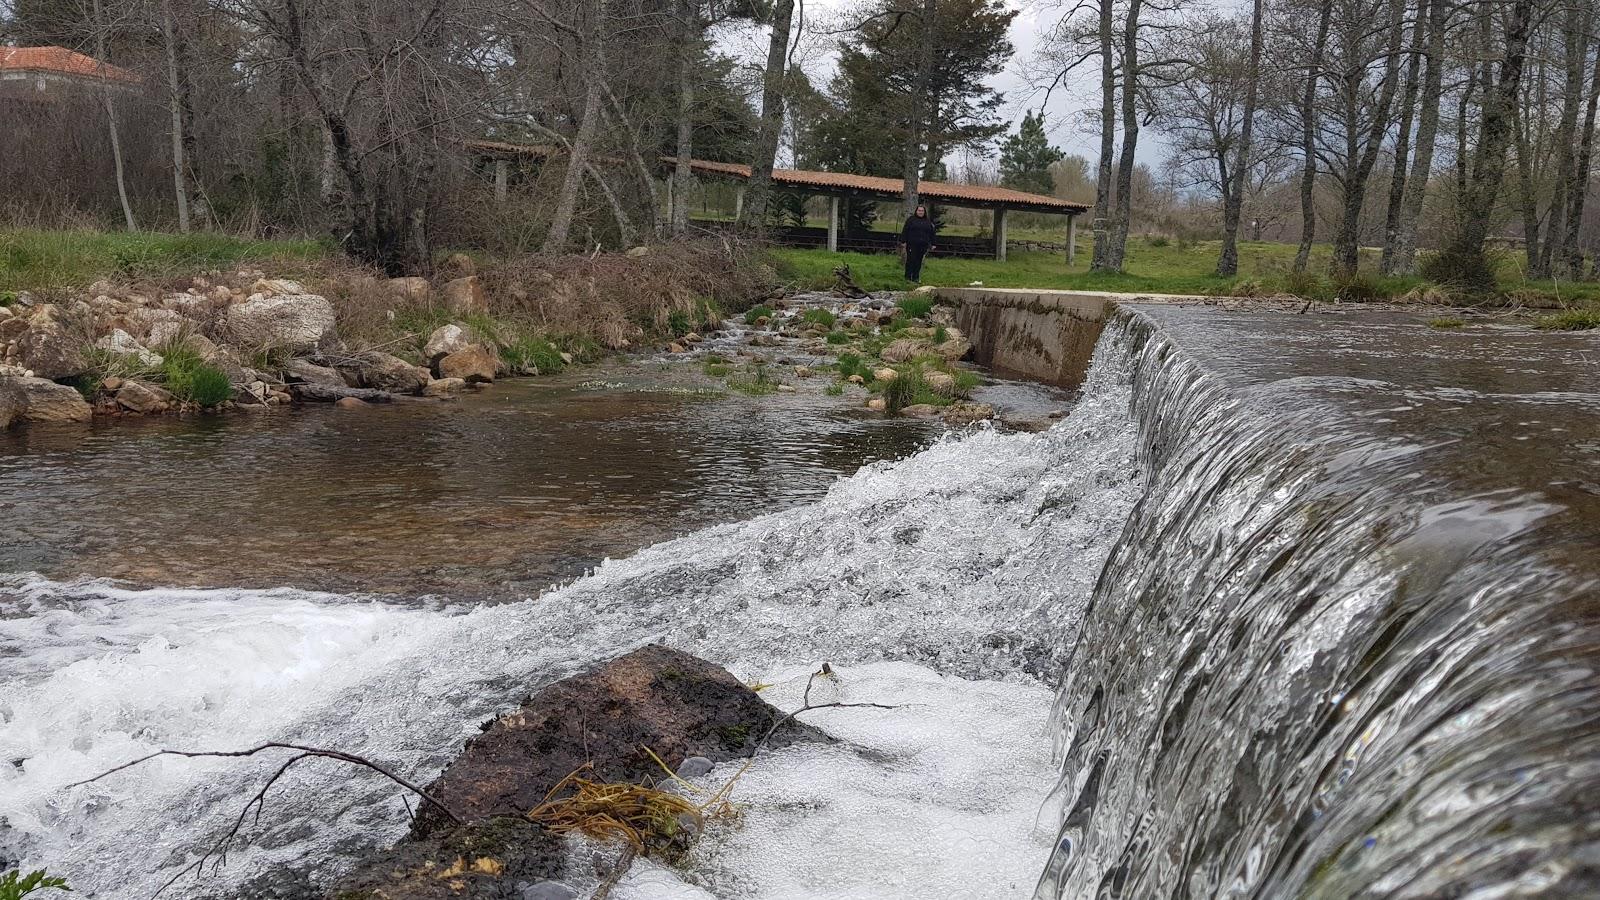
[0,244,773,431]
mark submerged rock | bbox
[413,645,824,836]
[329,818,562,900]
[0,377,25,430]
[115,380,175,414]
[422,377,468,398]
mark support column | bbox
[994,207,1008,261]
[828,196,840,252]
[665,176,675,224]
[1067,214,1077,266]
[493,159,509,203]
[734,186,745,221]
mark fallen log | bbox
[288,383,394,404]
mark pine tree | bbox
[999,111,1065,195]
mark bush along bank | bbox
[0,242,775,430]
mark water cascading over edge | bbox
[1039,308,1600,898]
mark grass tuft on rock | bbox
[159,346,233,406]
[800,308,836,328]
[1535,307,1600,331]
[743,305,774,325]
[896,295,934,319]
[1427,316,1466,329]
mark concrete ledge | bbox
[934,288,1201,389]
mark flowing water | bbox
[1,303,1596,899]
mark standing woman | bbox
[900,205,937,283]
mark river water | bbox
[1,304,1596,898]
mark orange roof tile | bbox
[0,46,141,84]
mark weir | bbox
[1,301,1596,897]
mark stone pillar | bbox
[994,207,1008,261]
[735,186,745,221]
[1067,214,1078,266]
[493,159,508,203]
[828,196,840,252]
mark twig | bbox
[68,742,464,897]
[760,663,900,747]
[590,845,638,900]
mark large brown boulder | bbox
[0,377,25,430]
[329,818,565,900]
[283,358,345,387]
[17,377,92,424]
[435,345,498,384]
[441,276,487,316]
[413,645,824,836]
[424,324,473,362]
[16,319,88,380]
[358,351,431,395]
[115,380,176,414]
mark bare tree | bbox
[739,0,797,228]
[1217,0,1264,276]
[1386,0,1448,275]
[1293,0,1332,273]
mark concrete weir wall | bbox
[935,288,1151,390]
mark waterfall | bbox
[1039,308,1600,898]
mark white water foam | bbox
[0,336,1140,897]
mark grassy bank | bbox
[769,238,1600,311]
[0,229,328,294]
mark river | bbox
[1,302,1596,898]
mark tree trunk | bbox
[1330,0,1406,279]
[671,0,697,235]
[740,0,795,229]
[1549,3,1592,277]
[1090,0,1117,272]
[92,0,136,232]
[1108,0,1145,272]
[1294,0,1334,274]
[1380,0,1426,275]
[545,27,604,253]
[902,0,938,215]
[1217,0,1264,277]
[1514,101,1544,278]
[160,0,191,233]
[1391,0,1447,275]
[1445,0,1536,290]
[1565,22,1600,276]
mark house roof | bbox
[0,46,142,84]
[463,139,1089,215]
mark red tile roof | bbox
[463,140,1089,215]
[0,46,141,84]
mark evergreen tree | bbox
[999,111,1065,195]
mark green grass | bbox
[0,228,327,292]
[769,238,1600,303]
[1535,307,1600,330]
[825,331,850,345]
[1427,316,1467,329]
[896,295,935,319]
[159,346,233,406]
[835,352,873,382]
[825,383,844,395]
[743,305,774,325]
[800,307,837,328]
[501,334,566,374]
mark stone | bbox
[521,881,578,900]
[923,370,957,395]
[95,329,162,369]
[422,377,467,398]
[145,320,184,348]
[0,377,25,430]
[912,284,937,295]
[793,366,815,378]
[116,380,175,414]
[162,293,207,315]
[625,245,650,258]
[412,646,826,837]
[683,332,703,343]
[289,383,393,404]
[334,397,368,409]
[225,293,336,350]
[667,342,686,354]
[880,339,928,363]
[179,332,220,361]
[282,358,345,386]
[900,403,942,418]
[424,323,473,362]
[677,756,715,778]
[559,352,574,366]
[16,377,91,424]
[436,345,498,384]
[207,285,232,306]
[943,401,996,426]
[934,329,972,362]
[777,383,796,392]
[16,320,88,380]
[873,367,898,382]
[234,381,269,406]
[442,276,488,316]
[249,278,307,296]
[847,374,865,385]
[100,376,123,392]
[439,252,478,279]
[358,351,431,395]
[388,276,432,303]
[866,397,887,412]
[331,819,565,900]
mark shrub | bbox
[666,309,692,336]
[1535,308,1600,331]
[1148,235,1171,248]
[896,296,934,319]
[1401,282,1458,305]
[1283,269,1329,301]
[836,353,872,382]
[501,333,566,374]
[933,325,948,344]
[825,383,844,396]
[800,308,837,328]
[703,360,731,378]
[160,347,232,406]
[0,290,16,306]
[881,368,921,413]
[743,305,774,325]
[1419,245,1501,295]
[1229,279,1264,298]
[1333,273,1389,302]
[825,331,850,345]
[727,361,778,395]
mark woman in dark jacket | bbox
[900,205,937,282]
